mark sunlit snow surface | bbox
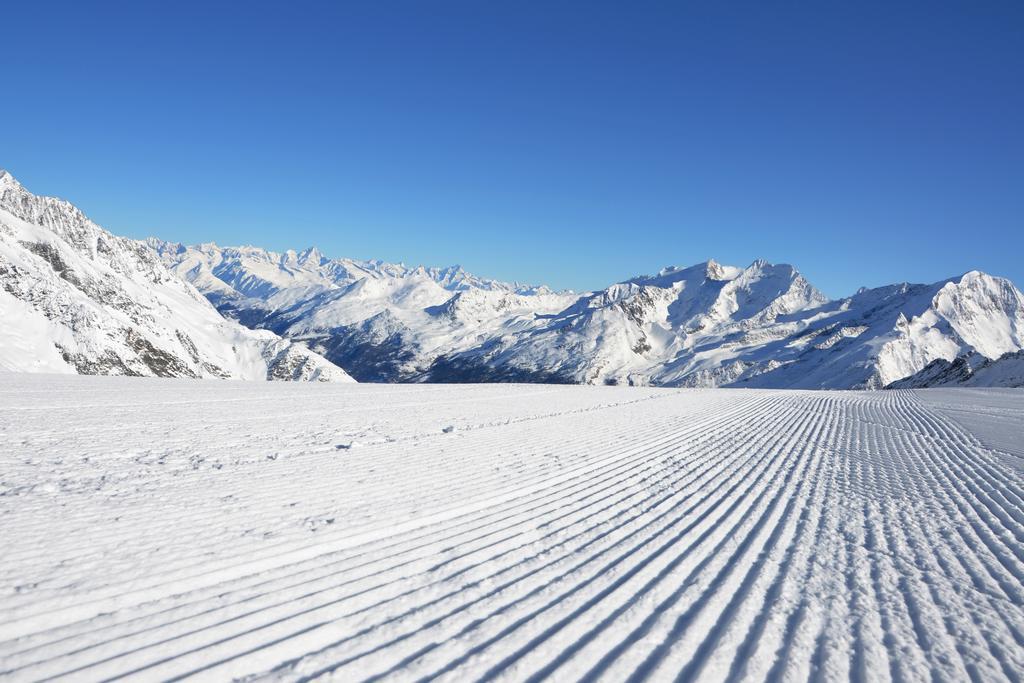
[1,374,1023,681]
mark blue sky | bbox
[3,1,1022,296]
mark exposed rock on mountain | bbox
[887,350,1024,388]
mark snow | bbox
[919,388,1024,467]
[0,289,74,374]
[2,373,1022,681]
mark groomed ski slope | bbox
[1,375,1023,682]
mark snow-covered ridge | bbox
[0,170,353,382]
[147,238,556,303]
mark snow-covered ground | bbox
[1,375,1023,682]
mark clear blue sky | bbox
[3,1,1022,296]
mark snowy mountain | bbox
[432,259,831,385]
[733,271,1024,389]
[158,236,1024,388]
[4,168,1021,389]
[151,239,577,382]
[0,171,353,382]
[160,244,836,386]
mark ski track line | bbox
[1,387,695,559]
[92,396,793,681]
[2,395,782,679]
[296,395,823,679]
[0,391,764,643]
[289,398,805,682]
[585,396,833,683]
[2,381,1023,682]
[2,397,693,598]
[32,397,786,679]
[0,395,770,663]
[0,387,720,573]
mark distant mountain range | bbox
[3,169,1022,388]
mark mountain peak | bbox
[737,259,810,284]
[297,246,324,265]
[705,259,728,280]
[745,258,775,273]
[958,269,1000,285]
[0,169,30,196]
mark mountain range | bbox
[0,170,352,382]
[3,169,1022,388]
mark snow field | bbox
[1,374,1022,681]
